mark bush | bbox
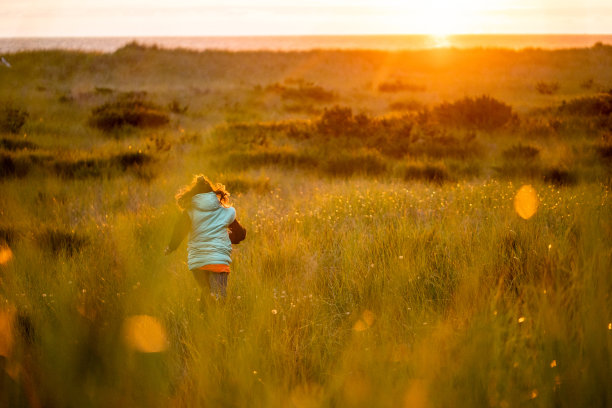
[114,152,153,170]
[0,153,32,178]
[595,143,612,161]
[0,226,18,246]
[52,152,155,179]
[520,117,560,138]
[493,162,542,179]
[224,175,272,195]
[502,144,540,161]
[1,137,37,151]
[402,163,450,184]
[378,80,425,93]
[0,103,29,134]
[316,106,356,137]
[543,167,577,186]
[168,99,188,114]
[580,78,595,90]
[407,133,483,159]
[558,93,612,116]
[226,146,316,170]
[265,81,335,103]
[432,95,514,131]
[389,100,424,111]
[94,87,114,95]
[52,158,103,178]
[535,81,560,95]
[321,150,387,176]
[89,92,169,132]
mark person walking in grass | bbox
[165,175,246,305]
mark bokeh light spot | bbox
[122,315,168,353]
[353,310,376,332]
[514,185,539,219]
[0,245,13,265]
[353,320,368,332]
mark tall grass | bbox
[1,45,611,407]
[1,176,610,407]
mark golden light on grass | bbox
[0,306,16,358]
[391,343,411,363]
[518,316,526,323]
[403,379,429,408]
[0,244,13,265]
[122,315,168,353]
[362,310,375,326]
[343,373,371,406]
[514,185,539,219]
[289,382,324,408]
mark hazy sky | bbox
[1,0,610,37]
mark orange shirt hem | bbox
[198,264,230,273]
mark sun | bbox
[418,0,495,35]
[383,0,505,35]
[420,1,463,36]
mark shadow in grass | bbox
[35,227,89,256]
[0,151,156,180]
[1,138,37,151]
[401,163,451,184]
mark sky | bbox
[0,0,610,37]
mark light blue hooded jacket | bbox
[187,192,236,270]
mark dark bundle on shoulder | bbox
[228,219,246,244]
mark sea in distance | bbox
[1,34,612,54]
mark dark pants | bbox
[192,270,228,302]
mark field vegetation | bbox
[0,43,611,407]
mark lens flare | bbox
[514,185,539,219]
[122,315,168,353]
[0,245,13,265]
[353,310,376,332]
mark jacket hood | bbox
[191,192,221,212]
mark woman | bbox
[165,175,246,303]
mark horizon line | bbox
[2,33,612,39]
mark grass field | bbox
[0,43,611,407]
